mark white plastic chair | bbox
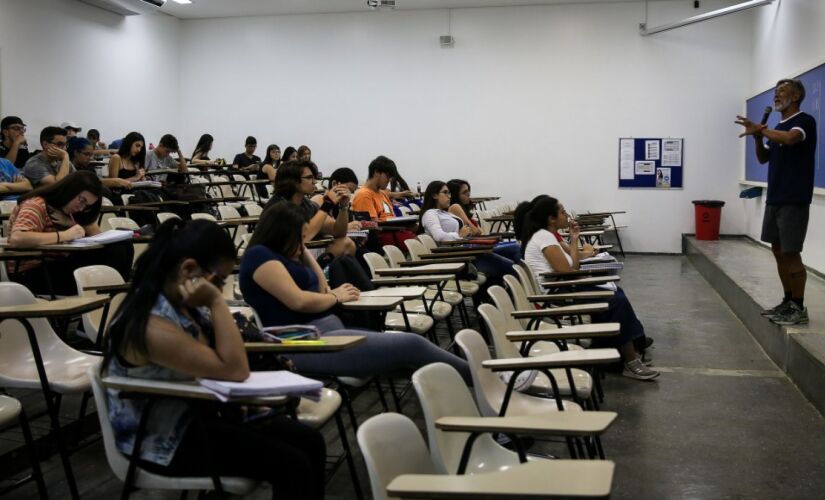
[191,213,218,222]
[361,253,435,335]
[73,265,126,345]
[413,362,524,474]
[105,217,140,231]
[455,329,582,416]
[156,212,180,224]
[487,285,580,348]
[0,395,47,497]
[87,367,259,497]
[404,239,481,296]
[357,412,436,500]
[382,245,464,307]
[242,202,263,216]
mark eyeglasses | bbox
[50,141,67,148]
[8,125,26,132]
[301,174,316,181]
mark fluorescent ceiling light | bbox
[640,0,774,36]
[171,0,192,5]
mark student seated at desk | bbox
[7,171,134,295]
[86,129,116,156]
[297,145,311,162]
[282,146,298,162]
[352,156,417,246]
[145,134,187,183]
[518,196,659,381]
[260,144,281,182]
[0,157,32,200]
[107,131,146,183]
[104,219,325,500]
[447,178,522,262]
[232,136,261,175]
[310,167,362,232]
[239,203,471,381]
[420,180,515,286]
[68,137,131,198]
[190,133,213,165]
[265,160,356,258]
[21,126,75,188]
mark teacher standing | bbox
[736,79,816,325]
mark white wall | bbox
[0,0,180,147]
[179,1,753,253]
[748,0,825,273]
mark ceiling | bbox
[159,0,660,20]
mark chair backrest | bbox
[0,200,17,214]
[191,213,218,222]
[412,363,484,474]
[156,212,180,224]
[519,260,543,296]
[120,194,134,205]
[357,412,435,500]
[187,167,200,173]
[189,176,207,184]
[477,303,521,359]
[486,285,525,332]
[417,234,437,251]
[74,265,126,343]
[106,217,140,231]
[218,205,241,220]
[232,174,246,182]
[382,245,406,268]
[454,329,509,417]
[408,203,421,213]
[101,197,113,207]
[503,274,532,313]
[242,203,263,216]
[404,239,429,261]
[87,366,130,480]
[397,205,412,216]
[512,264,537,296]
[362,252,389,278]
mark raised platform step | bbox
[684,235,825,415]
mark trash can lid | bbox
[692,200,726,208]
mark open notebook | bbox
[72,229,134,245]
[199,371,323,401]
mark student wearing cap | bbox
[145,134,187,182]
[61,121,82,137]
[0,116,31,169]
[232,136,261,174]
[22,126,75,187]
[0,157,32,200]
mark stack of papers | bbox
[347,230,369,239]
[130,180,162,189]
[580,252,615,264]
[72,229,134,245]
[199,371,323,401]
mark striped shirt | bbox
[8,197,70,272]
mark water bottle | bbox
[416,181,422,196]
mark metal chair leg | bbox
[19,409,48,499]
[334,411,364,500]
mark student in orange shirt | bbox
[352,156,416,246]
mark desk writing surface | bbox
[306,238,334,249]
[217,216,260,226]
[0,241,105,251]
[420,249,491,259]
[374,263,465,276]
[378,216,418,226]
[360,286,427,299]
[505,322,621,341]
[84,283,131,294]
[245,335,366,352]
[341,296,403,310]
[430,244,495,253]
[100,205,159,213]
[510,302,609,318]
[102,376,289,405]
[0,296,109,319]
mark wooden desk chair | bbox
[413,362,616,473]
[73,265,126,347]
[358,412,615,500]
[0,395,47,498]
[87,368,260,498]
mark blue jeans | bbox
[474,253,516,286]
[493,242,522,263]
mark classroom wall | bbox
[179,1,753,253]
[748,0,825,273]
[0,0,180,148]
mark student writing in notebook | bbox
[239,203,471,382]
[7,171,134,295]
[517,195,659,381]
[103,219,325,500]
[107,131,146,183]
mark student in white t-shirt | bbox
[519,195,659,381]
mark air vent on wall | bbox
[79,0,166,16]
[367,0,396,10]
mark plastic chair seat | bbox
[296,388,341,429]
[436,280,479,296]
[424,288,464,306]
[385,312,434,334]
[398,300,452,320]
[0,395,22,429]
[524,369,593,399]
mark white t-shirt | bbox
[524,229,571,284]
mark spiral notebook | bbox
[199,371,323,401]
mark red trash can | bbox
[692,200,725,240]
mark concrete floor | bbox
[3,255,825,499]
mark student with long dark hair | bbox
[108,131,146,182]
[260,144,281,182]
[7,171,134,295]
[519,196,659,381]
[68,137,131,191]
[190,133,214,165]
[446,178,522,262]
[103,219,325,499]
[239,203,471,381]
[419,180,516,286]
[282,146,298,163]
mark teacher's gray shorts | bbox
[761,204,809,253]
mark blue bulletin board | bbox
[745,63,824,187]
[618,137,684,189]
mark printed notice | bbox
[661,139,682,166]
[656,168,671,188]
[620,139,635,180]
[635,161,655,175]
[645,140,660,160]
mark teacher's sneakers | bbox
[761,299,790,318]
[771,302,809,325]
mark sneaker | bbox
[771,302,809,325]
[622,359,660,381]
[761,300,790,318]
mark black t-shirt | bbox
[766,111,817,205]
[0,142,31,169]
[232,153,261,169]
[263,195,319,221]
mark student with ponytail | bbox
[103,219,325,500]
[519,196,660,381]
